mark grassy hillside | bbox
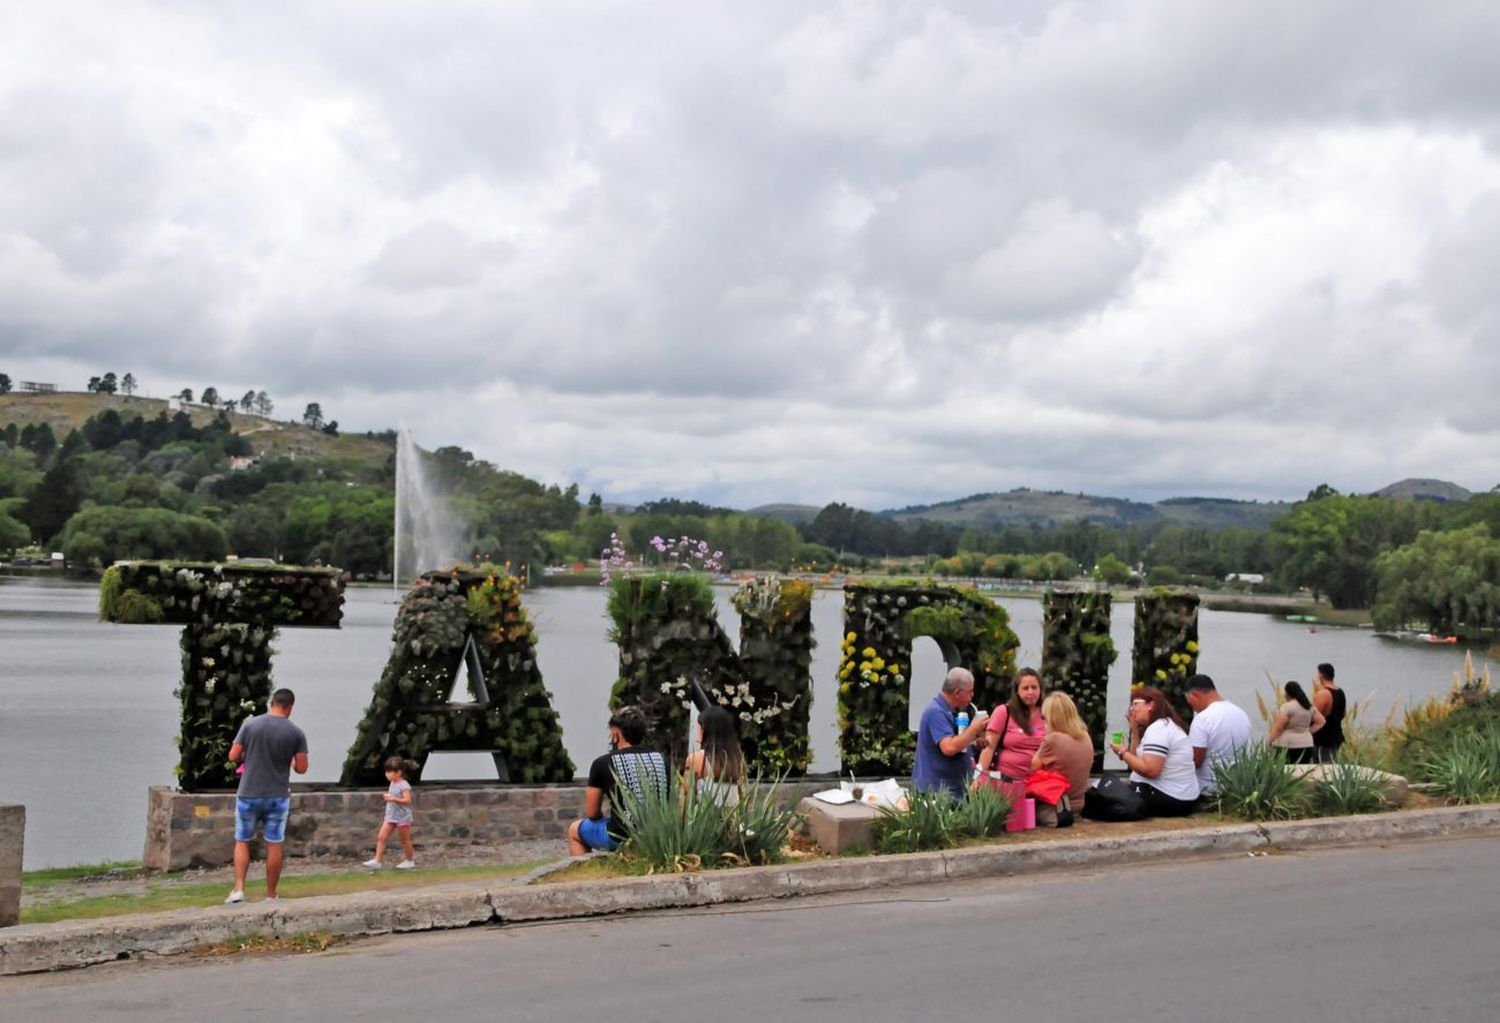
[0,391,392,478]
[886,488,1160,528]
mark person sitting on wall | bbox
[912,666,990,799]
[568,706,669,855]
[1183,674,1252,798]
[976,667,1047,783]
[1030,692,1094,811]
[686,705,745,807]
[1109,686,1200,816]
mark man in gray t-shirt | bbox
[225,688,309,904]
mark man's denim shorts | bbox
[576,817,619,852]
[235,797,292,843]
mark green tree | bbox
[200,386,219,407]
[1373,525,1500,635]
[302,402,324,429]
[1093,552,1134,585]
[58,505,228,567]
[0,372,11,394]
[120,372,136,397]
[177,388,193,403]
[1269,493,1432,608]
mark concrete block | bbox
[1291,763,1409,807]
[797,797,882,854]
[0,804,23,927]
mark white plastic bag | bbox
[840,777,909,811]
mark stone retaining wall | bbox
[0,804,23,927]
[144,781,826,871]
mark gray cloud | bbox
[4,1,1500,507]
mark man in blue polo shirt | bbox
[912,667,990,799]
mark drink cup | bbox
[1110,730,1124,747]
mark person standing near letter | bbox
[1312,663,1346,762]
[225,688,309,904]
[912,667,990,799]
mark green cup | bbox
[1110,730,1125,747]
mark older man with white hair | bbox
[912,666,990,799]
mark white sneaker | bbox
[395,860,416,870]
[362,858,382,868]
[264,896,279,902]
[225,889,244,904]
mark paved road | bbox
[6,836,1499,1021]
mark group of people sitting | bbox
[566,662,1349,853]
[917,662,1347,818]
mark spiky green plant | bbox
[956,783,1013,839]
[727,774,800,865]
[1309,759,1391,816]
[873,789,959,853]
[612,767,729,871]
[1415,724,1500,804]
[1211,742,1311,821]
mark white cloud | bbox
[4,1,1500,507]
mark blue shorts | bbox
[235,797,291,843]
[576,817,620,852]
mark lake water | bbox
[1,577,1489,868]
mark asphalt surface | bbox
[5,835,1498,1021]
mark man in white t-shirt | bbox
[1184,674,1252,797]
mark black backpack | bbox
[1081,777,1146,822]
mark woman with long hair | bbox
[975,667,1047,782]
[1030,693,1094,810]
[1268,680,1325,764]
[686,706,745,806]
[1109,686,1199,816]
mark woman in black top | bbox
[1313,662,1346,762]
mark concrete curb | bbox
[5,804,1499,976]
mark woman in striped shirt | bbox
[1109,686,1199,816]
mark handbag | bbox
[1081,776,1146,822]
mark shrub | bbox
[729,775,800,865]
[1212,742,1311,821]
[956,783,1012,839]
[613,768,729,872]
[1309,759,1391,816]
[1414,724,1500,804]
[612,769,801,871]
[874,789,958,853]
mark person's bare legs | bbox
[265,842,285,899]
[567,819,587,856]
[371,822,394,863]
[398,827,415,862]
[231,840,251,897]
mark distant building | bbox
[19,381,57,393]
[1225,572,1265,584]
[227,455,256,472]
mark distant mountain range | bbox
[749,478,1477,531]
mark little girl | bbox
[363,757,418,869]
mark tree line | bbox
[2,402,1497,636]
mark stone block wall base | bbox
[145,781,826,871]
[0,804,24,927]
[144,784,588,871]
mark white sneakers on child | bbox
[395,860,416,870]
[362,858,382,868]
[224,889,245,904]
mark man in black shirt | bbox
[567,706,668,855]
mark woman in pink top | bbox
[976,667,1046,782]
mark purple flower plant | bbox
[599,531,725,584]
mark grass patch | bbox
[23,860,141,888]
[531,856,655,884]
[196,932,339,957]
[21,861,548,925]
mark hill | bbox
[1372,478,1473,503]
[0,391,393,478]
[747,503,822,524]
[885,489,1292,530]
[885,488,1160,528]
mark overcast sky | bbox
[4,2,1499,510]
